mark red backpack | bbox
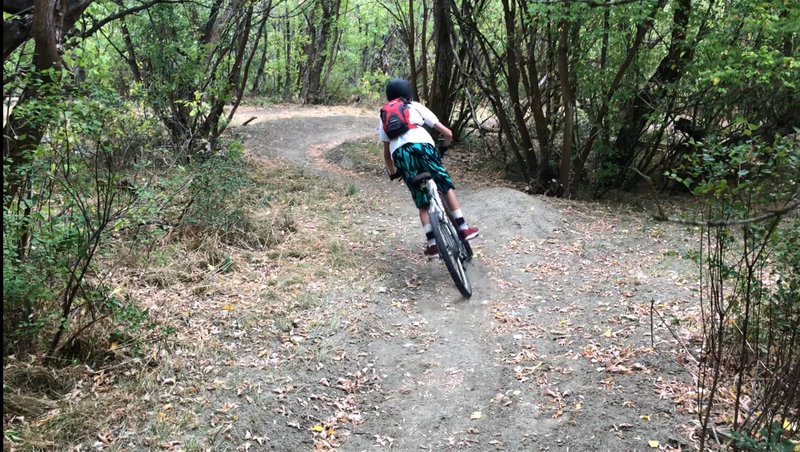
[380,98,418,139]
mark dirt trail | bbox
[226,105,698,452]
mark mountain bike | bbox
[410,170,473,298]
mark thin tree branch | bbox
[530,0,647,6]
[630,166,800,226]
[77,0,200,40]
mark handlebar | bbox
[436,137,449,158]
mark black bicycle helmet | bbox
[385,78,413,101]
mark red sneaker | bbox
[459,227,479,241]
[423,244,439,259]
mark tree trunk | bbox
[198,0,251,143]
[120,19,142,82]
[4,0,72,201]
[570,0,666,189]
[556,18,574,195]
[320,0,345,99]
[516,1,552,188]
[420,3,430,103]
[226,7,266,124]
[228,9,272,123]
[251,18,270,93]
[3,0,92,62]
[406,0,418,99]
[501,0,537,178]
[428,0,455,125]
[609,0,693,190]
[302,0,340,104]
[282,5,292,101]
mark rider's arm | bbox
[433,122,453,147]
[383,141,397,175]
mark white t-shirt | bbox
[377,101,438,156]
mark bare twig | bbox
[650,298,655,349]
[650,298,700,365]
[651,199,799,227]
[629,166,800,227]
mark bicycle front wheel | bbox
[431,211,472,298]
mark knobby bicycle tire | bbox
[431,211,472,298]
[460,236,473,262]
[442,199,472,262]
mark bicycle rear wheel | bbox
[431,211,472,298]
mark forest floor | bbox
[4,105,706,451]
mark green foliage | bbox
[595,143,623,186]
[669,135,799,449]
[685,0,799,145]
[182,141,251,240]
[2,53,169,356]
[765,218,800,341]
[121,3,210,144]
[4,429,23,443]
[728,422,796,452]
[676,135,798,212]
[104,294,171,357]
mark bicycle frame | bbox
[424,180,447,220]
[438,188,456,224]
[420,178,472,295]
[395,143,472,296]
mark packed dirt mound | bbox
[326,143,381,174]
[459,187,561,244]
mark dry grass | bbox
[2,154,381,450]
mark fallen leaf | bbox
[640,414,651,421]
[648,440,660,448]
[287,420,301,429]
[543,388,560,399]
[222,304,234,311]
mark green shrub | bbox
[2,71,169,358]
[670,134,799,449]
[183,142,248,233]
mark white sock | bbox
[424,223,435,246]
[452,209,468,230]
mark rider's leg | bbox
[419,208,438,258]
[419,208,430,226]
[442,189,460,211]
[442,189,479,239]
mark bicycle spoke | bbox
[430,210,472,298]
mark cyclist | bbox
[379,78,479,259]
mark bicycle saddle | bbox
[410,172,432,187]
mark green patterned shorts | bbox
[392,142,455,209]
